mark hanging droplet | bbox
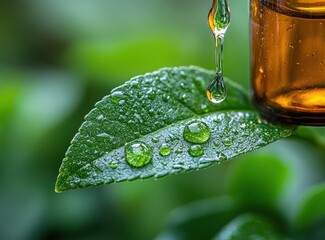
[159,143,171,156]
[124,141,152,168]
[206,74,227,103]
[207,0,231,104]
[183,120,211,144]
[188,145,204,157]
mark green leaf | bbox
[55,66,294,192]
[155,196,240,240]
[214,213,286,240]
[296,184,325,231]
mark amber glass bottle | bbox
[251,0,325,125]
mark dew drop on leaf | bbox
[124,141,152,168]
[222,137,233,146]
[110,91,126,104]
[188,145,204,157]
[183,120,211,144]
[109,161,118,169]
[159,143,171,156]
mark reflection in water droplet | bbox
[124,141,152,168]
[183,121,211,144]
[188,145,204,157]
[109,161,118,169]
[159,143,171,156]
[206,74,227,103]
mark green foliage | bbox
[55,66,294,192]
[214,213,285,240]
[296,184,325,231]
[229,153,291,209]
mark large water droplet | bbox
[183,120,211,144]
[159,143,171,156]
[188,145,204,157]
[124,141,152,168]
[206,74,227,103]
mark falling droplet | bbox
[207,0,230,104]
[159,143,171,156]
[183,120,211,144]
[206,74,227,103]
[124,141,152,168]
[188,145,204,157]
[109,161,118,169]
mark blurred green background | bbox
[1,0,325,239]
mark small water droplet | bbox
[175,149,183,154]
[147,89,156,100]
[97,133,112,139]
[188,145,204,157]
[97,114,105,120]
[110,91,126,103]
[222,137,232,146]
[159,143,171,156]
[162,94,170,102]
[217,151,227,161]
[181,94,188,103]
[183,120,211,144]
[124,141,152,168]
[109,161,118,169]
[151,137,159,143]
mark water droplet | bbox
[176,149,183,154]
[147,89,156,100]
[97,133,113,139]
[181,94,188,103]
[206,74,227,103]
[109,161,118,169]
[162,94,170,102]
[151,137,159,143]
[207,0,230,104]
[183,120,211,144]
[222,137,232,146]
[124,141,152,168]
[110,91,126,103]
[97,114,105,120]
[188,145,204,157]
[159,143,171,156]
[217,151,227,161]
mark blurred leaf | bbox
[295,126,325,149]
[155,196,240,240]
[229,153,291,209]
[214,213,286,240]
[64,36,200,82]
[55,66,294,192]
[296,184,325,231]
